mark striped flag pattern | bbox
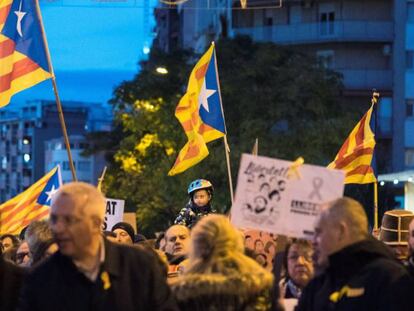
[0,166,61,235]
[168,43,226,175]
[328,102,376,184]
[0,0,51,107]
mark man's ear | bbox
[337,221,348,242]
[92,216,103,231]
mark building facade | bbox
[44,135,106,185]
[232,0,414,175]
[154,0,413,176]
[0,100,111,202]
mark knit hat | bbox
[112,222,135,242]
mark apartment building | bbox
[0,100,111,202]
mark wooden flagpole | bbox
[372,90,380,230]
[97,166,107,193]
[252,138,258,156]
[35,0,77,181]
[212,42,234,204]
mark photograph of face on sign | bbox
[244,229,279,271]
[242,166,288,226]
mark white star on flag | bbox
[14,0,26,37]
[198,79,216,112]
[45,185,58,203]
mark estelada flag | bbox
[0,0,52,107]
[0,166,62,235]
[168,43,226,175]
[328,100,377,184]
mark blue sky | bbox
[12,0,156,105]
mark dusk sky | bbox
[13,0,156,105]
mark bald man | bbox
[164,225,190,259]
[164,225,190,279]
[19,182,177,311]
[296,197,412,311]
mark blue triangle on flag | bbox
[36,169,61,206]
[199,50,226,134]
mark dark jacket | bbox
[407,255,414,276]
[296,238,412,311]
[0,257,25,311]
[18,239,178,311]
[174,201,215,228]
[170,271,273,311]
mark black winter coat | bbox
[0,257,25,311]
[18,239,178,311]
[296,238,413,311]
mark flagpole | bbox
[252,138,258,156]
[35,0,77,181]
[97,166,107,193]
[211,42,234,204]
[223,135,234,204]
[374,181,379,230]
[372,90,380,230]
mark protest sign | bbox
[102,198,125,231]
[243,229,278,270]
[231,154,345,239]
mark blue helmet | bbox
[187,179,213,196]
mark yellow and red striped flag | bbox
[0,166,61,235]
[0,0,52,107]
[328,100,377,184]
[168,43,226,175]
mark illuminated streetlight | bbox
[409,177,413,182]
[393,179,399,185]
[380,181,385,186]
[156,67,168,75]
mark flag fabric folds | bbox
[0,0,51,107]
[0,166,62,235]
[328,102,376,184]
[168,43,226,175]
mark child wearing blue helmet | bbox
[174,179,216,228]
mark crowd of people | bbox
[1,179,414,310]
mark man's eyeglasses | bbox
[288,252,313,262]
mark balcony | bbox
[339,69,392,90]
[233,21,393,45]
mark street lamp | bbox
[156,67,168,75]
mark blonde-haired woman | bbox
[170,214,273,310]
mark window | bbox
[11,156,17,170]
[407,51,414,69]
[79,142,90,150]
[378,97,392,134]
[62,161,73,171]
[320,11,335,36]
[405,149,414,167]
[408,3,414,23]
[407,99,414,117]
